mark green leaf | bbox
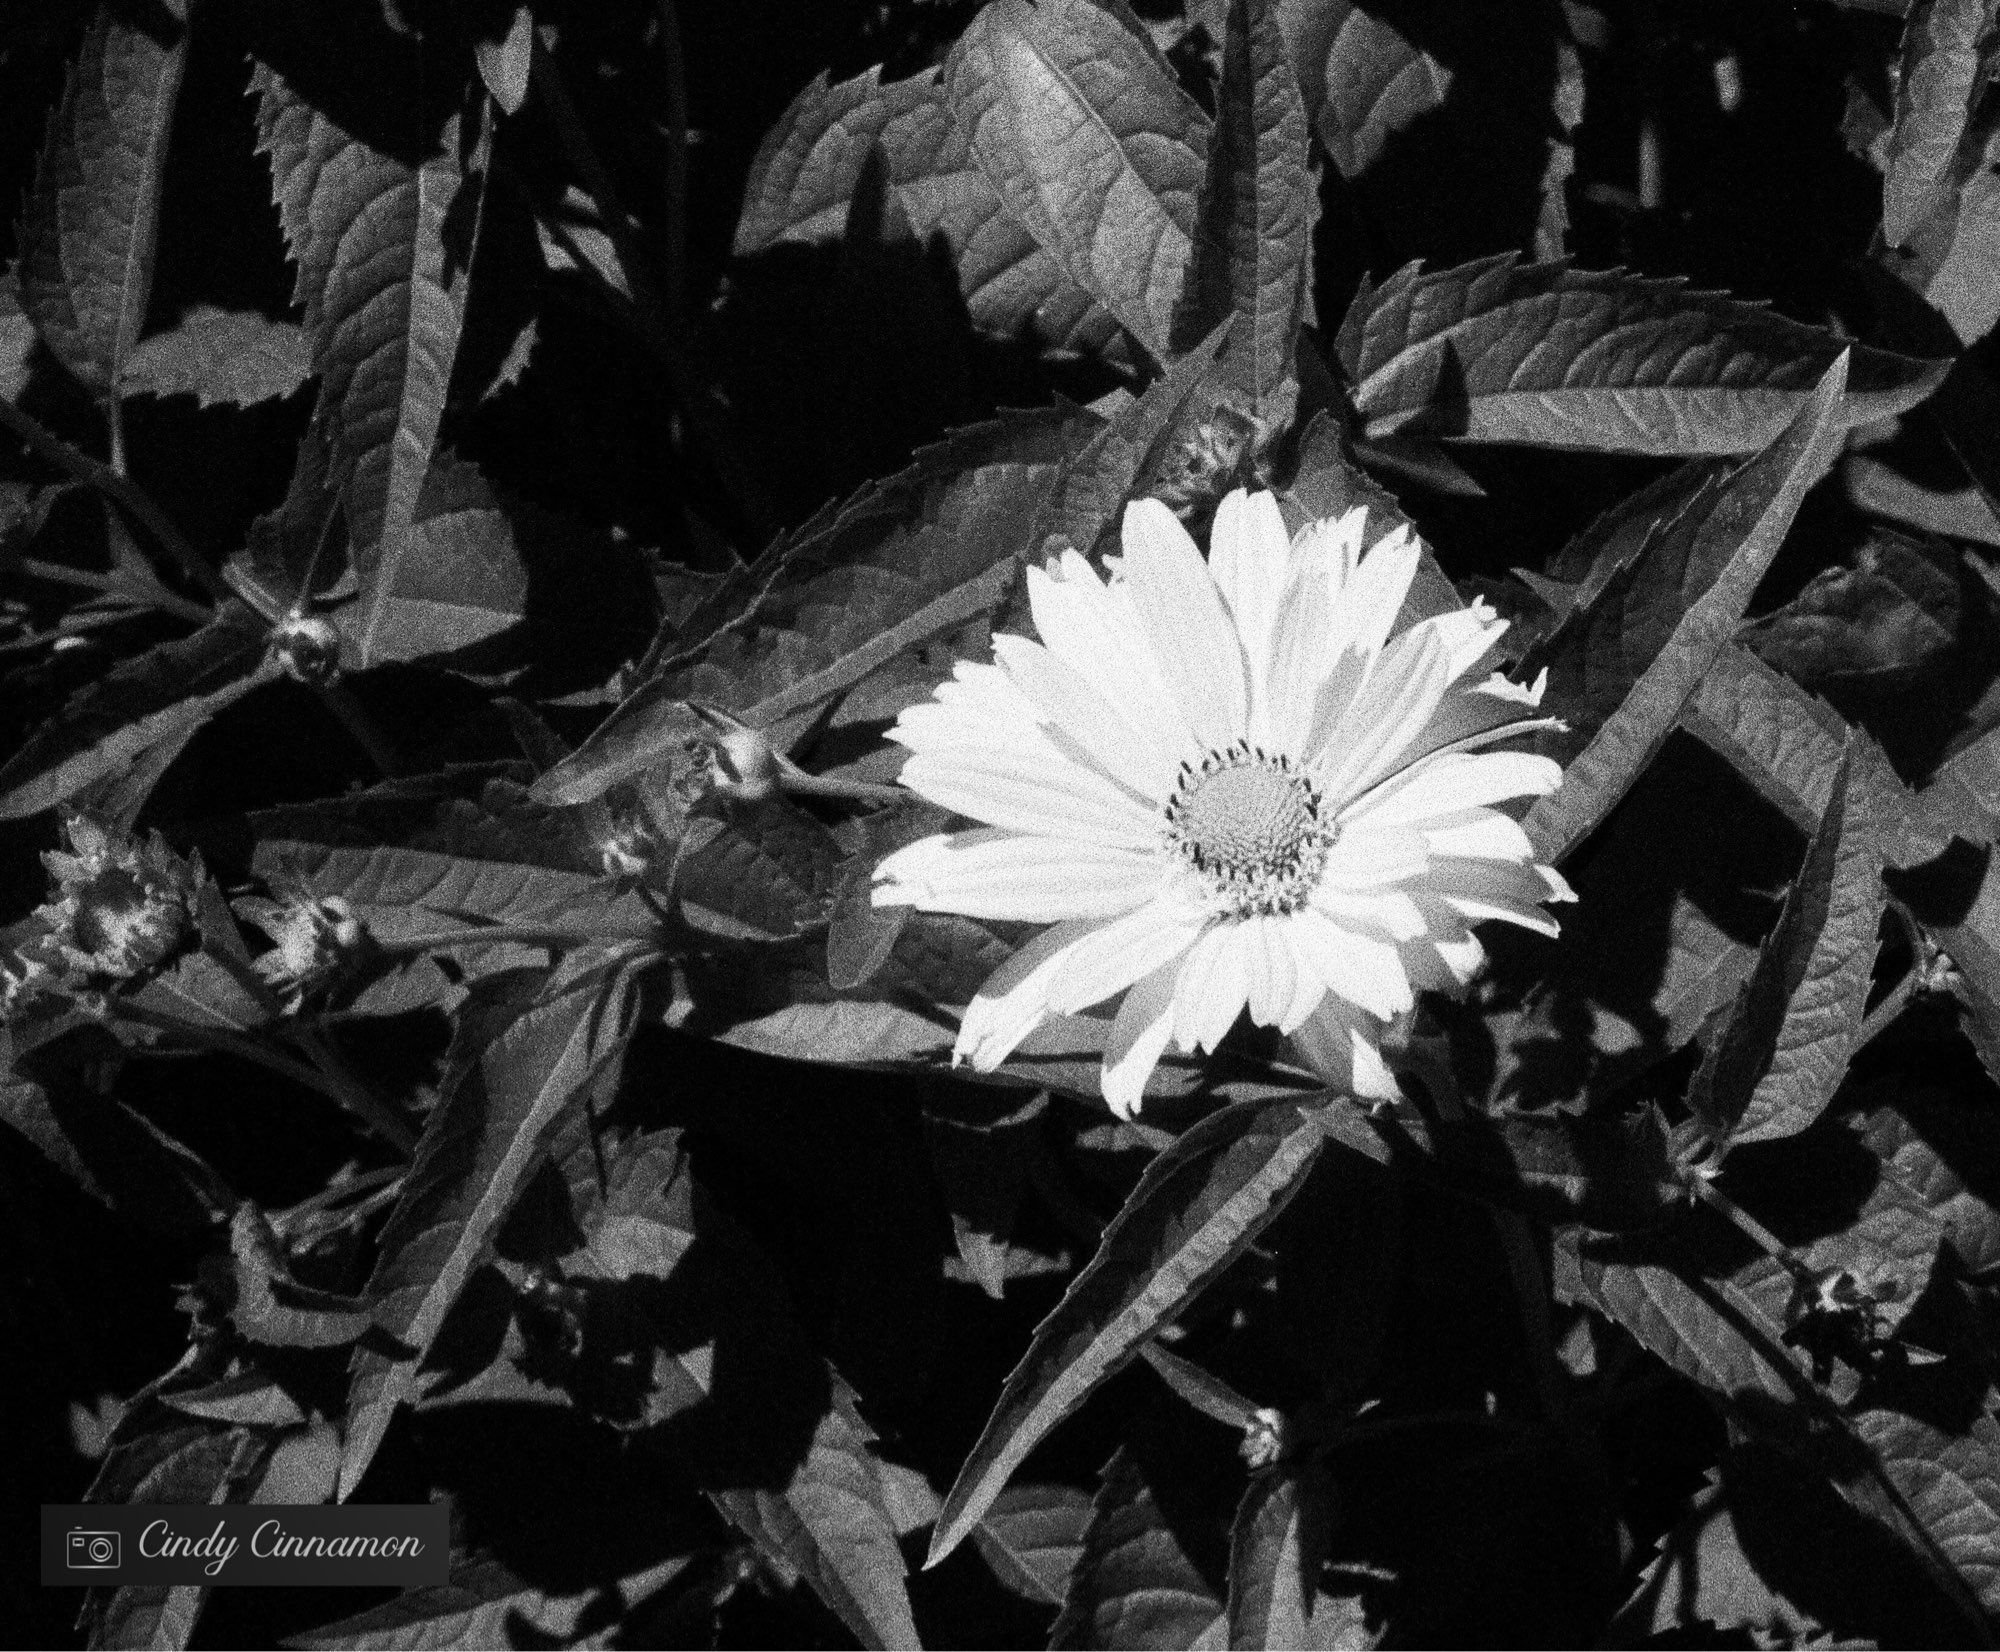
[1688,750,1887,1147]
[677,796,843,943]
[971,1484,1094,1606]
[709,1382,923,1651]
[1169,0,1314,426]
[1227,1469,1328,1651]
[1275,0,1449,179]
[944,0,1210,358]
[120,306,313,407]
[735,66,1119,358]
[535,406,1100,808]
[17,0,187,399]
[1884,0,1992,246]
[472,6,535,116]
[158,1372,307,1431]
[929,1097,1332,1565]
[1893,124,2000,345]
[339,952,646,1500]
[253,44,484,668]
[1051,1447,1227,1650]
[0,603,270,823]
[1524,355,1850,863]
[1341,256,1945,455]
[1856,1086,2000,1275]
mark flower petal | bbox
[898,748,1159,851]
[1208,490,1292,733]
[1328,525,1419,660]
[1315,626,1454,806]
[1119,499,1249,751]
[1044,896,1208,1014]
[1172,921,1253,1054]
[1316,825,1430,892]
[991,633,1176,801]
[1428,857,1569,937]
[874,829,1162,923]
[1344,751,1563,834]
[1288,507,1367,594]
[1102,960,1183,1118]
[954,918,1101,1072]
[1290,908,1414,1020]
[1026,554,1198,771]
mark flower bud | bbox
[250,895,373,1009]
[37,813,194,982]
[270,614,343,684]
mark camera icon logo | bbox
[67,1530,120,1571]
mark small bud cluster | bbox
[1153,407,1264,518]
[269,614,343,685]
[242,893,374,1010]
[33,813,195,985]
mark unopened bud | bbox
[270,614,342,684]
[37,813,194,982]
[250,895,372,1009]
[1239,1407,1287,1470]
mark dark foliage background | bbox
[5,0,2000,1647]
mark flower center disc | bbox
[1167,748,1333,915]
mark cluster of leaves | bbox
[7,0,2000,1646]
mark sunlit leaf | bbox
[17,0,187,401]
[735,66,1119,357]
[930,1096,1332,1565]
[1051,1447,1226,1651]
[1689,751,1886,1148]
[1342,257,1944,455]
[1170,0,1313,426]
[339,952,647,1499]
[944,0,1210,357]
[1227,1469,1327,1650]
[1883,0,1989,245]
[1742,530,1960,691]
[121,306,313,408]
[1275,0,1448,178]
[0,605,272,820]
[1526,356,1851,862]
[254,42,484,668]
[973,1483,1094,1606]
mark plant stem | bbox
[15,557,211,623]
[0,394,232,607]
[374,923,651,960]
[108,999,417,1155]
[774,757,904,806]
[529,43,776,544]
[1856,964,1919,1050]
[1682,1168,1816,1291]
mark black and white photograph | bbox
[6,0,2000,1645]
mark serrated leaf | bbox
[676,796,842,943]
[121,306,312,407]
[1689,751,1887,1147]
[253,48,483,668]
[0,1075,231,1233]
[930,1096,1332,1565]
[535,407,1099,808]
[735,66,1119,357]
[224,1204,377,1349]
[1852,1400,2000,1617]
[944,0,1210,358]
[17,0,187,399]
[1227,1469,1327,1651]
[354,455,531,664]
[1562,1239,1995,1630]
[87,1426,265,1652]
[1525,356,1850,863]
[709,1384,922,1651]
[1170,0,1313,426]
[159,1372,308,1431]
[339,952,646,1500]
[1858,1085,2000,1274]
[1898,127,2000,345]
[249,777,657,954]
[0,604,270,820]
[972,1483,1094,1606]
[1052,1447,1226,1651]
[1884,0,1993,245]
[1275,0,1449,179]
[1743,530,1960,690]
[1341,255,1944,455]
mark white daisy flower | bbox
[872,489,1574,1116]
